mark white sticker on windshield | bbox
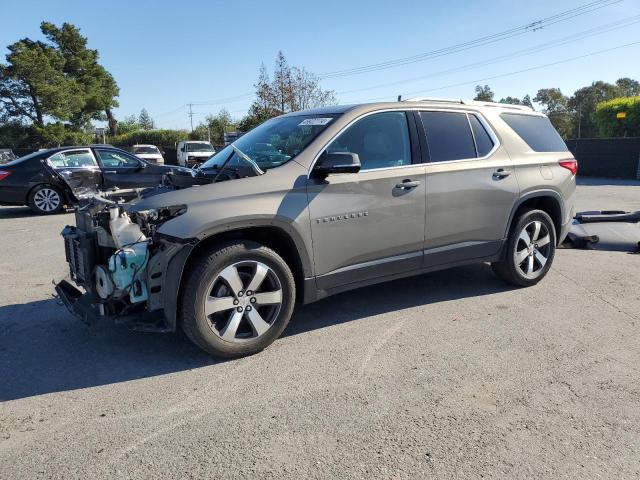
[298,117,333,126]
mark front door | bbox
[95,149,161,189]
[307,110,426,290]
[418,110,519,266]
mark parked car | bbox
[131,144,165,164]
[176,140,215,166]
[55,99,577,358]
[0,146,190,214]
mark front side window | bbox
[201,114,338,170]
[96,149,141,168]
[326,111,411,170]
[420,111,476,162]
[48,150,98,168]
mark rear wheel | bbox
[492,209,556,287]
[181,240,295,358]
[28,185,64,215]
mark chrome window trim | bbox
[46,148,100,169]
[307,107,502,177]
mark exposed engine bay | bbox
[56,192,189,331]
[54,150,266,330]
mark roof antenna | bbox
[397,95,402,102]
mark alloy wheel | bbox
[33,188,61,212]
[514,220,552,279]
[205,261,283,342]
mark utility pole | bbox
[188,103,194,132]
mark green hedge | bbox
[594,96,640,137]
[109,129,190,147]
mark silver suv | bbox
[56,99,577,358]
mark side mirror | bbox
[313,152,361,179]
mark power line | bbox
[335,14,640,96]
[343,40,640,103]
[320,0,624,78]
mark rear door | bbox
[94,148,162,189]
[46,149,102,197]
[307,110,427,289]
[418,110,519,266]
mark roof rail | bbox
[401,97,533,112]
[461,99,533,112]
[401,97,464,104]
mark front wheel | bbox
[492,209,556,287]
[28,184,64,215]
[181,241,296,358]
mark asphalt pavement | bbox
[1,177,639,479]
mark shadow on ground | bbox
[0,264,510,401]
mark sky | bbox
[2,0,640,130]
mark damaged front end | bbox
[55,194,190,332]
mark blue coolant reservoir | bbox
[108,243,149,303]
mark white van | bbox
[176,141,216,167]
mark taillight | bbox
[0,170,11,181]
[559,159,578,176]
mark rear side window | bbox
[48,150,98,168]
[419,112,476,162]
[469,114,494,157]
[500,113,568,152]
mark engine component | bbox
[94,265,115,299]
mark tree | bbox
[193,109,234,144]
[240,52,336,131]
[138,108,155,130]
[499,96,523,105]
[116,114,141,134]
[40,22,119,134]
[615,77,640,97]
[0,37,83,126]
[522,94,534,110]
[568,81,619,138]
[0,21,119,138]
[534,88,573,138]
[474,85,494,102]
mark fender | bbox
[160,217,314,330]
[504,189,564,239]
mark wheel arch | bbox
[163,222,313,331]
[505,190,564,244]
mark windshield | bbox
[133,146,160,154]
[201,114,338,170]
[187,142,215,152]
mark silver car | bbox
[56,99,577,358]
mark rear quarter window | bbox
[500,113,568,152]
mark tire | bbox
[492,209,557,287]
[181,240,296,358]
[28,184,64,215]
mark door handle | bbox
[104,170,117,174]
[492,168,512,179]
[395,179,421,190]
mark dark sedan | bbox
[0,146,190,214]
